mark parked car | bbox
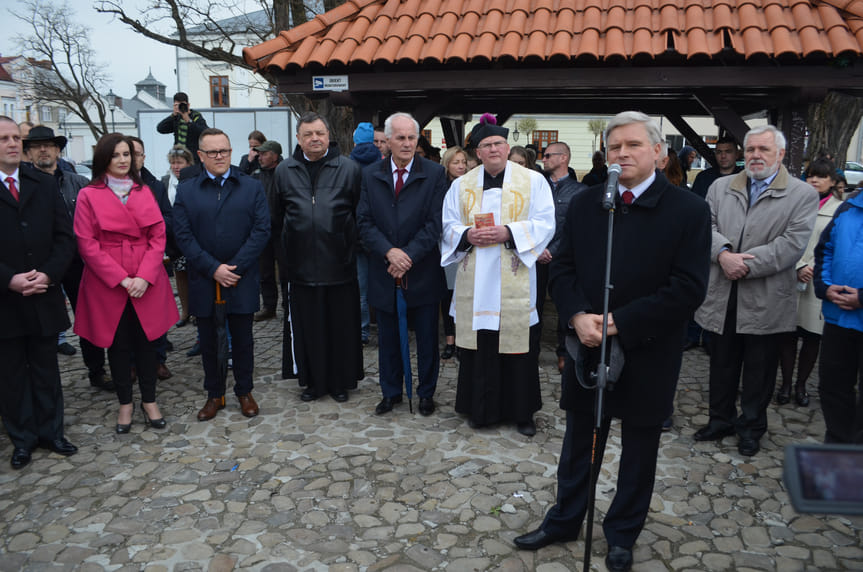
[843,161,863,186]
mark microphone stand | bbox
[583,193,618,570]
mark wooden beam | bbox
[664,113,714,167]
[439,116,464,148]
[693,91,752,144]
[277,66,863,94]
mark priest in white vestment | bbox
[441,116,555,436]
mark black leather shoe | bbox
[606,545,633,572]
[441,344,456,360]
[776,388,791,405]
[40,438,78,456]
[513,528,574,551]
[375,395,403,414]
[300,390,318,402]
[738,437,760,457]
[693,424,735,442]
[331,391,348,403]
[796,389,810,407]
[89,371,116,392]
[681,340,699,352]
[418,397,435,416]
[10,448,32,469]
[517,419,537,437]
[116,423,131,434]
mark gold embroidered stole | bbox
[454,164,532,354]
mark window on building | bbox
[532,130,558,158]
[422,129,432,142]
[210,76,230,107]
[2,98,14,118]
[40,106,53,123]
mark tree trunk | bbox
[807,91,863,165]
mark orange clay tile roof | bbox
[243,0,863,72]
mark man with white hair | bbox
[694,125,818,457]
[515,111,710,570]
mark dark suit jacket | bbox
[0,165,75,338]
[173,166,270,316]
[549,171,710,425]
[357,156,447,312]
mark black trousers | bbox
[0,335,66,450]
[108,302,158,405]
[541,411,663,548]
[259,235,287,310]
[62,256,107,378]
[707,287,782,441]
[197,313,254,398]
[819,322,863,444]
[377,302,439,399]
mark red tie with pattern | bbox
[622,190,634,205]
[5,177,19,201]
[395,168,406,197]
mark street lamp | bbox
[512,121,520,142]
[107,89,116,132]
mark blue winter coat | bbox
[357,156,447,312]
[173,166,270,316]
[814,192,863,333]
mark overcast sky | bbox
[1,0,179,99]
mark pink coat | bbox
[73,182,178,348]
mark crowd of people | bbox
[2,98,862,571]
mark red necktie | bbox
[5,177,19,201]
[622,190,634,205]
[395,168,406,197]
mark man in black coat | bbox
[156,92,208,162]
[0,116,78,469]
[514,112,710,572]
[274,112,363,403]
[357,112,448,416]
[174,128,270,422]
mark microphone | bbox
[603,164,622,210]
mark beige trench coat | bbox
[695,165,819,335]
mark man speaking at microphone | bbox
[514,111,710,571]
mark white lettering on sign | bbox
[312,76,349,92]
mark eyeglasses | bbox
[544,152,565,157]
[201,148,231,158]
[477,140,507,150]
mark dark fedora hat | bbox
[23,125,67,150]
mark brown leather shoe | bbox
[157,363,172,380]
[238,393,259,418]
[197,396,225,421]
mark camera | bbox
[178,102,189,113]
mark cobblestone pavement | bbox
[1,300,862,571]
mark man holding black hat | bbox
[24,125,115,391]
[514,111,710,571]
[441,113,555,436]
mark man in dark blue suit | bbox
[357,112,448,416]
[173,128,270,421]
[514,112,710,571]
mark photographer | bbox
[157,92,208,163]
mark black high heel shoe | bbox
[141,404,167,429]
[776,387,791,405]
[795,388,810,407]
[115,422,131,434]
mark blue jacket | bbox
[357,156,447,312]
[814,192,863,332]
[173,167,270,316]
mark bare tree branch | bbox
[13,0,110,138]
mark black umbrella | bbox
[213,282,229,388]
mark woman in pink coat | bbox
[73,133,178,433]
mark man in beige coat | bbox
[694,125,818,457]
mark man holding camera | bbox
[157,92,208,163]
